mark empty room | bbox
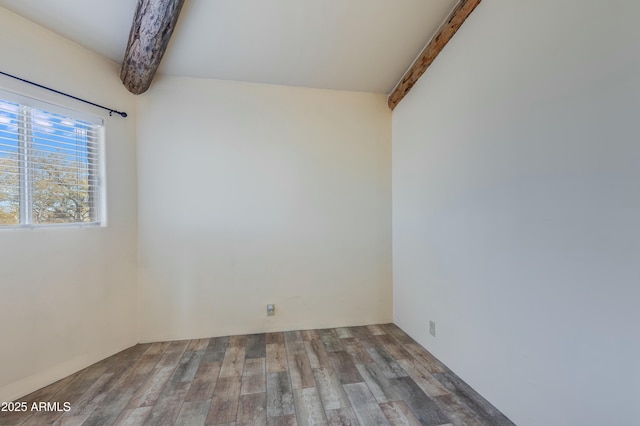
[0,0,638,425]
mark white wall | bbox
[392,1,640,425]
[137,76,392,342]
[0,8,138,402]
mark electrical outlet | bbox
[267,304,275,316]
[429,320,436,337]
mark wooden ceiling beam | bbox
[120,0,186,95]
[387,0,481,110]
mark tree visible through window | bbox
[0,95,103,227]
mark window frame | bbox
[0,88,106,229]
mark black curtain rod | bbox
[0,70,128,118]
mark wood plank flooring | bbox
[0,324,515,426]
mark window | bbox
[0,91,104,227]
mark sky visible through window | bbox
[0,98,98,225]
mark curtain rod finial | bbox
[109,110,127,118]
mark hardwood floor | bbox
[0,324,514,426]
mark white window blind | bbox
[0,91,104,227]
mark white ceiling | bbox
[0,0,458,94]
